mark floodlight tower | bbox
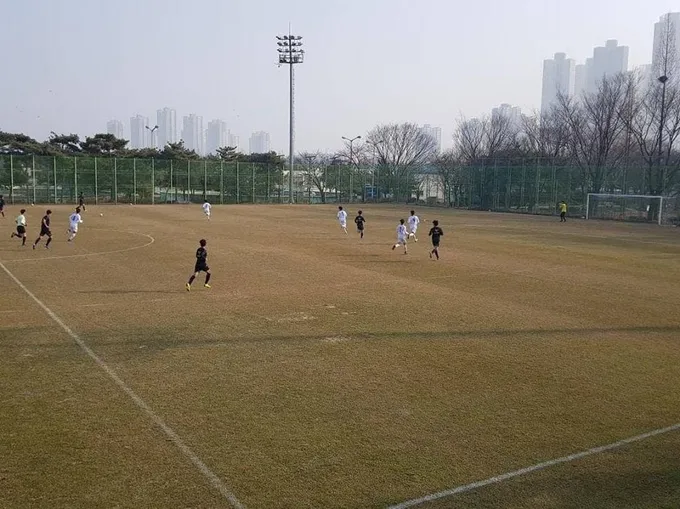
[276,32,304,203]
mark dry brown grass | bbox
[1,204,680,509]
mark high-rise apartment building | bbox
[491,104,522,130]
[541,52,575,114]
[590,40,629,91]
[652,13,680,79]
[420,124,442,153]
[156,107,177,150]
[106,119,124,139]
[574,64,587,99]
[182,114,204,155]
[129,115,148,149]
[206,119,228,155]
[249,131,271,154]
[228,133,240,152]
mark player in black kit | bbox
[354,210,365,239]
[186,239,211,291]
[78,192,86,211]
[33,210,53,249]
[428,220,444,260]
[0,195,5,217]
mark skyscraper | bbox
[228,133,240,152]
[541,52,575,114]
[106,119,124,139]
[249,131,271,154]
[574,64,587,99]
[420,124,442,153]
[182,114,204,155]
[129,115,148,149]
[652,13,680,79]
[206,119,229,155]
[491,104,522,130]
[156,107,177,150]
[590,40,629,91]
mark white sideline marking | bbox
[0,260,245,509]
[2,229,155,262]
[387,422,680,509]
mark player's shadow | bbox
[78,290,178,295]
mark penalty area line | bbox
[0,260,246,509]
[387,422,680,509]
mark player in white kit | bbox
[337,206,348,234]
[408,210,420,242]
[392,218,408,254]
[67,207,83,242]
[202,200,211,220]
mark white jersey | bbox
[202,202,211,214]
[69,213,82,230]
[16,214,26,227]
[408,215,420,231]
[337,210,347,225]
[397,224,408,240]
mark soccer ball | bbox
[100,213,104,217]
[30,203,34,207]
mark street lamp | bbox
[146,125,159,149]
[277,32,304,204]
[342,136,361,203]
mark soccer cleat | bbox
[185,283,191,292]
[204,284,211,289]
[33,244,36,250]
[429,251,432,259]
[392,245,396,250]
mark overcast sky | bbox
[0,0,676,153]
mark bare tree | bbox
[453,116,485,163]
[556,73,631,198]
[434,149,466,207]
[365,123,438,201]
[297,151,332,203]
[519,108,571,159]
[485,111,517,157]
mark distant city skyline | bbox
[1,1,677,154]
[249,131,271,154]
[420,124,442,154]
[129,115,148,149]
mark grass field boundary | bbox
[387,422,680,508]
[1,228,155,262]
[0,260,246,509]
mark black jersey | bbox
[0,197,5,209]
[354,215,365,229]
[429,226,444,244]
[196,247,208,264]
[41,215,51,230]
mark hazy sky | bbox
[0,0,677,153]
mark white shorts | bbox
[397,236,407,244]
[69,224,78,233]
[410,226,418,234]
[204,211,211,216]
[339,221,347,228]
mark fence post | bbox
[9,155,14,204]
[236,162,240,204]
[203,160,207,200]
[534,158,541,213]
[133,158,137,204]
[32,155,36,204]
[114,158,118,204]
[187,160,190,203]
[551,160,557,213]
[220,161,224,204]
[94,157,98,205]
[151,158,155,205]
[170,160,174,203]
[53,156,57,204]
[74,156,78,204]
[252,163,255,203]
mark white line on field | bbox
[387,422,680,509]
[0,260,245,509]
[1,229,155,262]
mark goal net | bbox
[585,194,677,225]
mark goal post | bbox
[586,193,665,225]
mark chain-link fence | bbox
[1,155,676,223]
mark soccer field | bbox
[1,204,680,509]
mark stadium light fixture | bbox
[277,31,304,203]
[146,125,159,149]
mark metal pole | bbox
[151,158,155,205]
[187,160,190,203]
[236,161,240,203]
[32,155,36,204]
[73,157,78,205]
[252,163,256,203]
[94,157,98,205]
[53,156,57,204]
[133,158,137,204]
[203,160,207,200]
[114,158,118,204]
[9,155,14,204]
[220,161,224,204]
[170,160,173,203]
[289,61,294,204]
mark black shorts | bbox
[194,263,209,273]
[16,226,26,235]
[40,228,51,237]
[560,211,566,218]
[432,239,440,247]
[356,224,364,231]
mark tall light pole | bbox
[146,125,159,150]
[342,136,361,202]
[366,139,384,200]
[277,32,304,204]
